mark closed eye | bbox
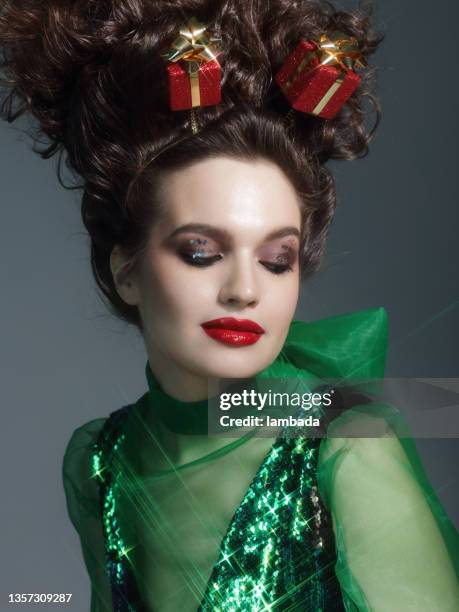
[260,261,293,274]
[180,252,294,275]
[179,253,223,267]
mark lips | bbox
[201,318,265,346]
[201,317,265,333]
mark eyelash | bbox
[178,252,294,274]
[261,261,293,275]
[179,253,222,267]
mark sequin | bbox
[93,407,345,611]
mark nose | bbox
[218,253,260,308]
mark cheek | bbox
[264,277,299,355]
[266,275,300,320]
[141,256,216,322]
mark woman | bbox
[1,0,458,610]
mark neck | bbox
[150,421,233,467]
[145,346,210,402]
[143,358,233,466]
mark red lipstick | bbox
[201,317,265,346]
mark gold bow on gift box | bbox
[315,30,366,72]
[279,29,366,117]
[162,17,221,64]
[161,17,222,108]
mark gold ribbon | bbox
[282,30,366,115]
[162,17,222,108]
[162,17,221,64]
[315,30,366,72]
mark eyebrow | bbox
[167,223,300,243]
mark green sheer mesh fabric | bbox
[63,307,459,611]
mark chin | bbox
[196,350,277,380]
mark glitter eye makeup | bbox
[258,241,298,275]
[173,232,299,274]
[177,236,223,267]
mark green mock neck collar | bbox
[145,363,211,435]
[144,306,388,436]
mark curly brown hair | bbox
[0,0,384,332]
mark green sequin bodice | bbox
[93,405,345,611]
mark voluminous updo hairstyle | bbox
[0,0,384,332]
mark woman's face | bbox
[117,156,302,398]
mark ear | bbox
[110,245,141,306]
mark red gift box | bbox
[166,59,221,111]
[275,40,361,119]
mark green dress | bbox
[63,307,459,611]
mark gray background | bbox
[1,0,458,609]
